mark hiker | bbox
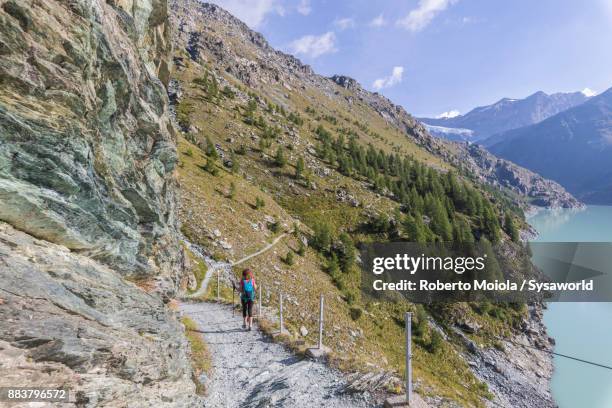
[239,268,257,330]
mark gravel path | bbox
[232,233,287,267]
[186,234,286,299]
[180,302,372,408]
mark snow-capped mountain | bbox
[419,90,591,141]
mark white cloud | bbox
[369,14,387,27]
[210,0,280,28]
[372,66,404,90]
[582,88,597,97]
[290,32,337,58]
[397,0,459,32]
[333,17,355,30]
[297,0,311,16]
[436,110,461,119]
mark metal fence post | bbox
[279,292,284,333]
[217,270,220,301]
[259,284,262,317]
[318,295,324,349]
[406,312,412,404]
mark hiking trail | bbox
[186,233,287,299]
[180,302,372,408]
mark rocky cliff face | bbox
[450,143,583,210]
[0,222,198,406]
[0,0,180,282]
[0,0,197,405]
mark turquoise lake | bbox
[529,205,612,408]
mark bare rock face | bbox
[450,143,583,210]
[0,222,199,406]
[0,0,198,405]
[0,0,180,282]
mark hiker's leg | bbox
[247,300,253,328]
[242,298,248,327]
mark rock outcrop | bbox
[0,0,197,405]
[0,0,180,282]
[450,143,583,209]
[0,222,198,406]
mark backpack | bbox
[242,279,255,301]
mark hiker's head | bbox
[243,268,253,280]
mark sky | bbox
[207,0,612,117]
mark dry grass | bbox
[182,316,212,395]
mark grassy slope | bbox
[173,48,527,405]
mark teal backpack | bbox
[242,279,255,301]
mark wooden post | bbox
[258,284,262,317]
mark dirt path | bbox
[180,302,372,408]
[232,233,287,267]
[187,234,286,299]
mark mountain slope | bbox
[488,87,612,203]
[420,90,589,141]
[169,2,555,406]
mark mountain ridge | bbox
[488,86,612,203]
[420,90,590,141]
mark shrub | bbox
[236,144,247,155]
[229,182,236,199]
[255,197,265,209]
[269,219,281,233]
[297,241,306,256]
[204,158,218,176]
[427,329,443,354]
[205,136,218,159]
[221,85,235,99]
[349,307,363,321]
[176,100,194,130]
[284,251,294,265]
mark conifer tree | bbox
[295,156,305,179]
[274,146,286,167]
[504,213,520,243]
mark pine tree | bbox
[338,232,356,273]
[430,198,453,241]
[204,157,218,176]
[404,213,427,243]
[483,206,501,242]
[504,213,520,242]
[480,237,503,281]
[295,156,305,179]
[205,136,218,159]
[274,146,287,167]
[311,222,332,252]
